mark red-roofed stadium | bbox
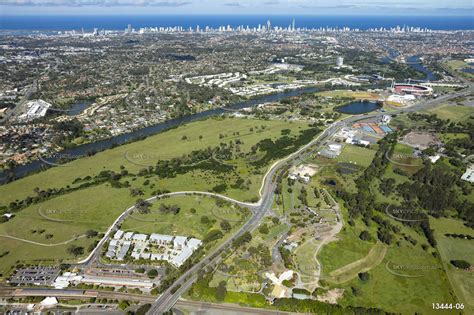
[393,84,433,96]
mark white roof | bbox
[173,236,187,246]
[123,232,134,240]
[187,238,202,248]
[80,276,153,289]
[150,233,173,242]
[170,247,194,267]
[151,253,167,261]
[40,297,58,306]
[113,230,124,239]
[461,165,474,183]
[329,143,342,151]
[428,155,440,163]
[279,270,294,282]
[105,251,115,258]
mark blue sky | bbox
[0,0,472,16]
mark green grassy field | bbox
[0,183,134,276]
[327,242,386,284]
[335,236,456,314]
[0,117,313,277]
[388,143,423,175]
[0,117,309,206]
[336,145,376,168]
[428,104,474,123]
[318,207,375,275]
[445,60,469,71]
[430,217,474,312]
[444,60,474,79]
[120,194,248,240]
[294,238,320,291]
[320,208,456,313]
[316,90,381,100]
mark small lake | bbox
[335,100,382,114]
[47,100,93,116]
[67,100,93,116]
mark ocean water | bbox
[0,15,473,31]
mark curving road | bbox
[146,86,473,314]
[48,84,470,313]
[78,191,261,266]
[0,233,87,247]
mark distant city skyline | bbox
[0,0,472,16]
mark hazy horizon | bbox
[0,0,472,16]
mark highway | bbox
[146,85,472,314]
[8,84,463,313]
[0,86,470,314]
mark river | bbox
[381,49,437,82]
[0,87,319,184]
[406,55,437,82]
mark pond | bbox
[67,100,93,116]
[335,100,382,114]
[47,100,93,116]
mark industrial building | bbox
[19,99,52,121]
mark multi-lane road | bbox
[146,86,473,314]
[2,86,469,314]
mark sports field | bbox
[336,145,376,168]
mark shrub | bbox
[450,260,471,270]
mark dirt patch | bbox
[317,288,345,304]
[402,132,440,150]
